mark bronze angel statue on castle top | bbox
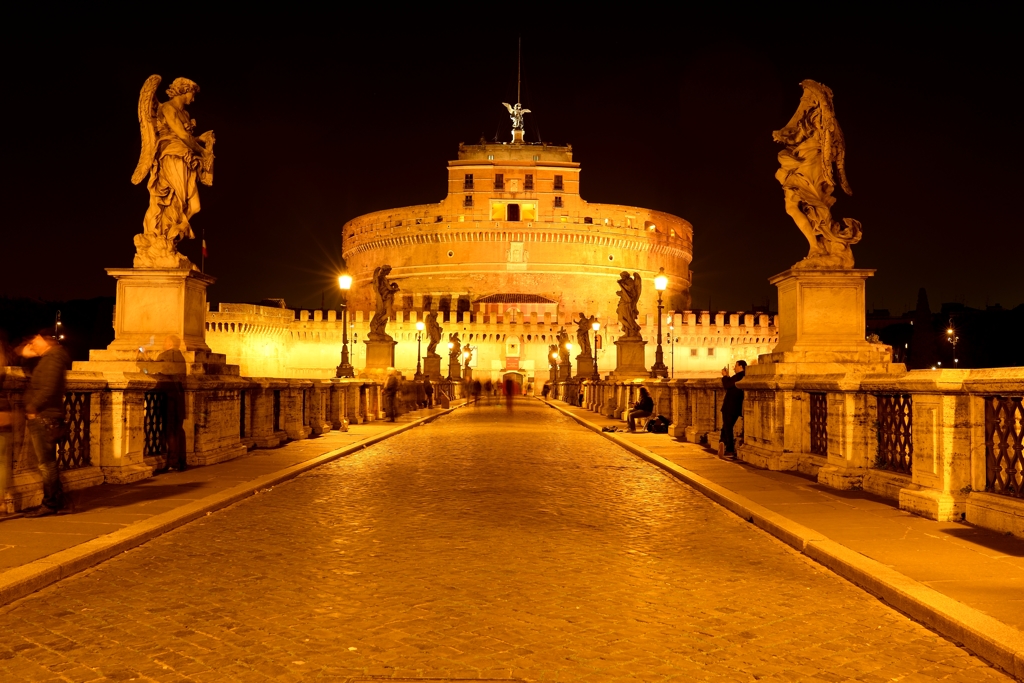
[773,79,861,269]
[132,75,216,269]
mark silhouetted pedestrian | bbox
[541,382,550,400]
[423,377,433,407]
[383,368,400,422]
[20,329,70,517]
[719,360,747,458]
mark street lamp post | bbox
[651,267,669,378]
[564,342,573,380]
[551,351,560,399]
[336,274,355,378]
[447,341,455,380]
[591,321,601,381]
[463,346,472,381]
[415,321,425,380]
[668,317,674,379]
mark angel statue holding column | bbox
[131,75,216,269]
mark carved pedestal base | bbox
[423,355,443,382]
[74,267,236,376]
[576,354,595,380]
[610,339,648,380]
[363,339,397,374]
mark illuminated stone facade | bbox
[205,142,778,385]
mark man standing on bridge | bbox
[719,360,747,459]
[20,329,70,517]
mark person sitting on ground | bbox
[627,387,654,433]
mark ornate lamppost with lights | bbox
[550,350,560,399]
[946,320,960,368]
[668,315,675,379]
[462,346,472,381]
[414,321,425,380]
[650,267,669,378]
[447,341,455,380]
[591,320,601,381]
[335,274,355,378]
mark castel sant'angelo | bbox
[206,105,778,387]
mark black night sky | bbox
[3,15,1021,316]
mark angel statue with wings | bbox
[501,102,530,131]
[369,265,400,341]
[424,312,443,358]
[131,75,216,269]
[615,271,643,340]
[773,79,862,269]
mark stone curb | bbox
[0,406,460,609]
[543,399,1024,681]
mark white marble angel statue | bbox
[501,102,531,130]
[131,75,216,269]
[773,80,861,269]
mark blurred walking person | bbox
[0,333,14,515]
[20,329,70,517]
[422,376,433,407]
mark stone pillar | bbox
[740,267,905,486]
[423,354,443,381]
[576,353,595,380]
[901,387,973,521]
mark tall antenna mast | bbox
[517,37,522,103]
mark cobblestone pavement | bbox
[0,400,1009,682]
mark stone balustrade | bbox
[555,368,1024,538]
[0,368,386,513]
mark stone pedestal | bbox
[610,338,648,380]
[739,267,905,485]
[448,358,462,381]
[767,268,890,366]
[363,339,397,373]
[423,354,443,381]
[576,353,595,380]
[74,267,238,376]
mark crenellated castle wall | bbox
[205,303,778,387]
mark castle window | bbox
[464,195,473,207]
[707,348,716,356]
[464,174,474,189]
[691,348,699,356]
[507,204,520,222]
[525,174,534,190]
[554,196,562,208]
[553,175,563,191]
[533,155,539,161]
[494,174,504,190]
[583,216,593,224]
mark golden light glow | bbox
[654,267,668,292]
[592,321,600,332]
[338,274,353,290]
[416,321,425,332]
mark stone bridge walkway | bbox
[0,398,1009,681]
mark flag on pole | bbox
[202,239,208,258]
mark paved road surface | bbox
[0,399,1007,682]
